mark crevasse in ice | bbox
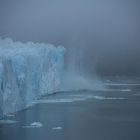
[0,38,65,117]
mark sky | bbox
[0,0,140,76]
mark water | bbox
[0,77,140,140]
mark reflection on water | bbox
[0,77,140,140]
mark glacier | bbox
[0,38,65,118]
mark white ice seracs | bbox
[0,38,65,117]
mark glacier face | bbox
[0,38,65,117]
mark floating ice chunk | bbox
[30,122,43,127]
[69,94,125,100]
[93,96,125,100]
[101,88,131,92]
[22,122,43,128]
[6,114,15,117]
[33,98,86,104]
[120,89,131,92]
[0,119,18,124]
[52,127,63,130]
[106,79,111,83]
[105,83,140,86]
[134,93,140,96]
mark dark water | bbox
[0,78,140,140]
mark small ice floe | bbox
[134,93,140,96]
[70,94,125,100]
[30,122,42,127]
[6,114,15,117]
[0,119,18,124]
[34,98,86,104]
[101,88,131,92]
[106,79,111,83]
[22,122,42,128]
[105,83,140,86]
[120,89,131,92]
[52,127,63,130]
[69,94,96,100]
[93,96,125,100]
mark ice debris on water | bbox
[0,119,18,124]
[22,122,43,128]
[6,114,15,117]
[52,127,63,130]
[93,96,125,100]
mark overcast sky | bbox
[0,0,140,76]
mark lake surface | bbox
[0,77,140,140]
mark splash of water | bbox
[60,71,103,91]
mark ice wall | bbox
[0,38,65,117]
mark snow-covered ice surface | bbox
[0,38,65,117]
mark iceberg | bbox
[0,38,65,117]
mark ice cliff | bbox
[0,38,65,117]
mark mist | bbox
[0,0,140,77]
